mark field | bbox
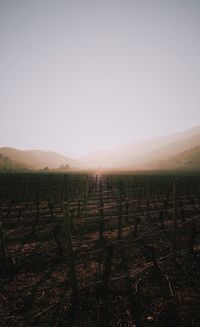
[0,172,200,327]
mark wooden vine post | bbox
[120,246,142,327]
[118,181,123,239]
[64,174,68,202]
[32,194,40,236]
[172,178,177,259]
[98,179,105,240]
[84,174,89,219]
[188,225,198,255]
[63,202,78,303]
[0,222,7,265]
[102,246,113,298]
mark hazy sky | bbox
[1,0,200,157]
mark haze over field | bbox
[0,125,200,171]
[1,0,200,165]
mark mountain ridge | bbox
[82,125,200,169]
[0,125,200,171]
[0,147,80,170]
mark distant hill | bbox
[1,125,199,171]
[0,153,28,171]
[131,133,200,169]
[0,148,80,170]
[0,148,35,169]
[153,145,200,170]
[25,149,80,169]
[82,125,200,169]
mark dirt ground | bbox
[0,174,200,326]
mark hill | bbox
[131,133,200,169]
[0,148,80,170]
[82,126,200,169]
[1,126,199,171]
[0,154,28,171]
[153,145,200,170]
[25,149,80,169]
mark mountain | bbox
[153,146,200,170]
[0,148,80,170]
[0,153,28,171]
[0,148,34,169]
[1,125,199,171]
[82,126,200,169]
[25,150,80,169]
[131,133,200,169]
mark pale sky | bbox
[0,0,200,157]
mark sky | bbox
[0,0,200,158]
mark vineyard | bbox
[0,172,200,327]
